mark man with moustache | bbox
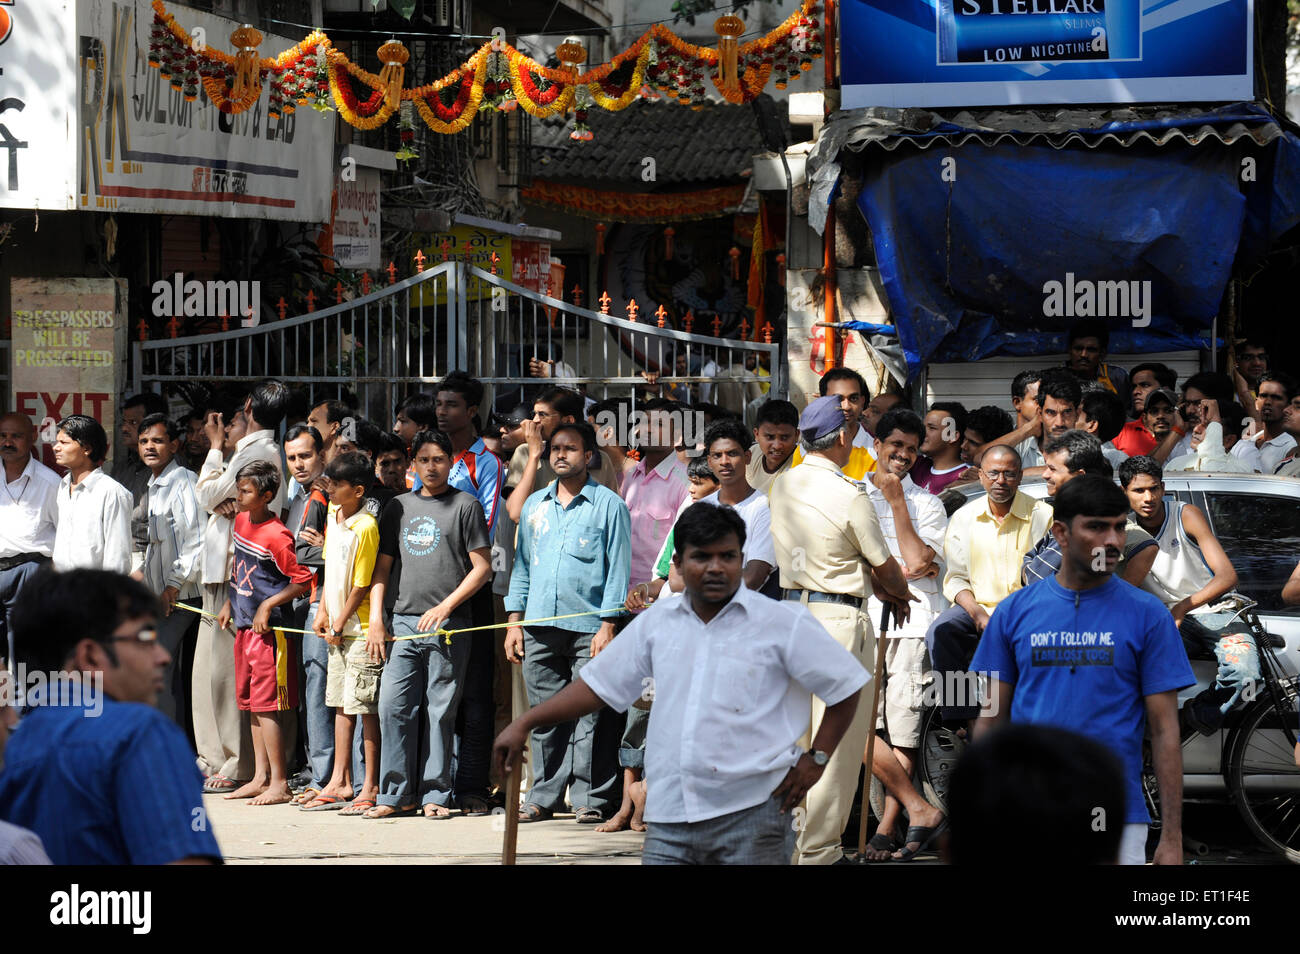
[1115,363,1177,455]
[0,413,59,669]
[988,371,1082,476]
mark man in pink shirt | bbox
[600,397,691,833]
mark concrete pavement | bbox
[201,795,645,865]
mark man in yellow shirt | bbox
[925,444,1052,722]
[787,369,878,481]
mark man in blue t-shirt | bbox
[971,475,1193,866]
[0,569,222,865]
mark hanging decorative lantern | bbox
[377,38,409,111]
[557,36,588,74]
[713,15,745,94]
[729,246,741,280]
[229,24,263,100]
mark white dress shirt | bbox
[578,583,869,824]
[52,468,133,573]
[195,430,287,585]
[143,459,204,600]
[0,456,60,558]
[1229,437,1264,473]
[1260,432,1298,474]
[865,474,949,637]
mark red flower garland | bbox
[517,64,562,106]
[330,62,385,116]
[428,69,474,121]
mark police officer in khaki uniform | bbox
[769,395,914,865]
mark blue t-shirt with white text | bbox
[971,575,1194,824]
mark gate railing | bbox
[134,260,781,422]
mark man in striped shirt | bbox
[134,414,204,729]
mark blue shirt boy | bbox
[971,575,1195,823]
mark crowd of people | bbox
[0,318,1297,865]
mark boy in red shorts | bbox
[218,460,313,805]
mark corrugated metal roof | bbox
[819,102,1287,154]
[531,99,789,184]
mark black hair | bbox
[376,431,409,459]
[182,406,208,425]
[410,429,453,459]
[57,415,108,464]
[1235,338,1268,357]
[819,367,870,400]
[704,419,751,454]
[754,399,799,430]
[1182,371,1234,403]
[1130,362,1177,391]
[124,392,168,417]
[693,402,736,422]
[137,412,180,442]
[965,405,1014,444]
[1067,319,1110,352]
[247,379,290,431]
[12,568,160,674]
[324,451,374,489]
[550,421,597,456]
[928,402,968,440]
[642,397,680,415]
[1038,370,1082,407]
[1118,454,1163,489]
[947,724,1126,865]
[236,459,280,499]
[313,399,352,426]
[1079,389,1126,443]
[437,371,485,411]
[351,418,386,459]
[875,407,925,445]
[1051,473,1129,524]
[1258,371,1297,402]
[1042,430,1105,474]
[283,424,323,451]
[673,501,747,557]
[586,398,624,423]
[687,457,718,482]
[1220,401,1248,437]
[1011,369,1044,402]
[536,386,584,421]
[395,392,438,430]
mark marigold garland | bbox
[147,0,822,135]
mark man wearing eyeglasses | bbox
[926,445,1053,724]
[0,569,221,864]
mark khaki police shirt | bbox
[769,454,892,599]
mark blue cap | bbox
[798,394,846,442]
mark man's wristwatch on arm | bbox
[808,749,830,767]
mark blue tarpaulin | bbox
[849,113,1300,381]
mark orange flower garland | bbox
[588,43,651,111]
[412,52,488,133]
[507,48,575,119]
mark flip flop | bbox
[362,804,418,819]
[423,804,455,820]
[517,803,553,824]
[291,787,321,806]
[574,807,603,824]
[893,817,949,862]
[299,794,350,812]
[862,831,900,863]
[458,793,494,816]
[202,775,240,794]
[340,798,379,816]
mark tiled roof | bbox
[531,98,789,185]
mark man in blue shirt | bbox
[505,421,631,823]
[435,371,506,814]
[0,569,221,864]
[972,476,1193,865]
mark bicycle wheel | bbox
[918,706,966,813]
[1228,694,1300,863]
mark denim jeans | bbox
[619,706,649,770]
[378,614,471,808]
[522,625,621,815]
[641,795,796,865]
[453,586,496,800]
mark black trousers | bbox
[453,584,496,800]
[925,605,983,722]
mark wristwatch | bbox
[808,749,830,767]
[332,629,344,642]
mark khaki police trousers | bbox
[793,598,873,865]
[192,582,253,781]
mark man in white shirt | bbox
[493,504,868,864]
[51,416,132,575]
[0,413,59,668]
[862,408,950,861]
[192,381,290,790]
[134,413,204,727]
[1253,373,1297,473]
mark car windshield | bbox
[1202,491,1300,614]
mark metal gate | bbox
[133,260,781,421]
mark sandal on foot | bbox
[458,793,494,816]
[362,803,417,819]
[202,775,240,794]
[291,787,321,806]
[423,804,455,819]
[862,832,900,863]
[299,794,350,812]
[517,803,552,823]
[894,818,949,862]
[575,807,603,824]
